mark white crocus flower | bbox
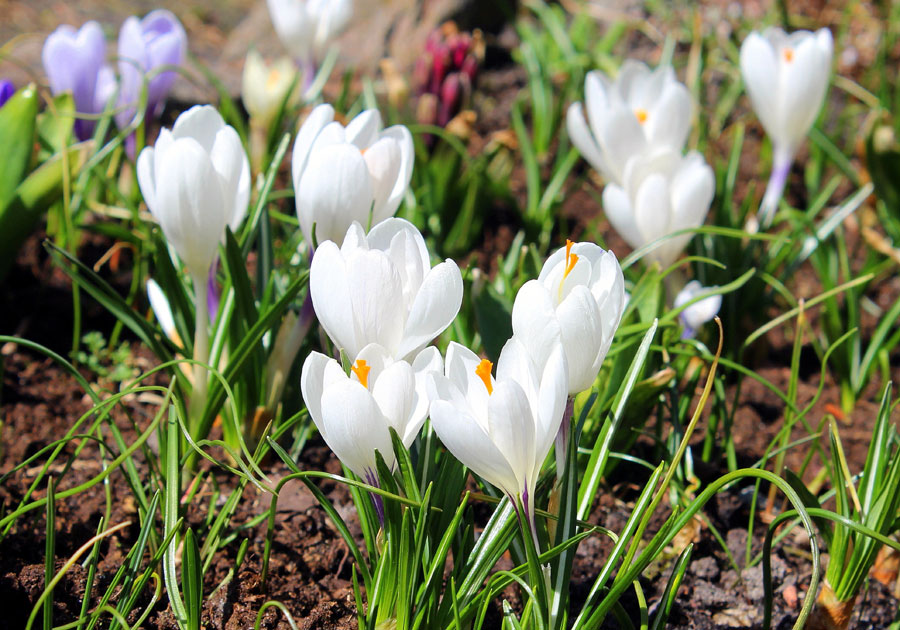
[567,60,693,186]
[266,0,353,64]
[428,338,568,534]
[137,105,250,413]
[602,148,715,268]
[513,240,625,395]
[293,104,414,247]
[242,49,297,129]
[310,218,463,361]
[674,280,722,339]
[740,27,833,228]
[301,343,441,484]
[137,105,250,278]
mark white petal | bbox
[487,380,535,493]
[297,143,374,246]
[430,397,519,495]
[632,172,675,266]
[147,279,176,339]
[778,31,831,147]
[292,103,334,185]
[346,249,406,358]
[171,105,225,151]
[210,124,250,232]
[345,109,381,149]
[310,241,357,355]
[136,146,157,212]
[321,379,394,478]
[443,342,490,423]
[397,259,463,360]
[379,125,414,219]
[602,183,643,251]
[511,280,563,370]
[534,343,568,473]
[363,137,402,223]
[557,285,604,394]
[155,138,224,275]
[740,32,779,140]
[300,351,334,439]
[598,108,648,183]
[567,102,609,179]
[367,218,430,277]
[647,81,692,152]
[496,336,540,412]
[371,360,419,445]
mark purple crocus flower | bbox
[41,21,107,140]
[0,80,14,108]
[115,10,187,130]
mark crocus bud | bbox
[740,27,833,228]
[415,21,483,139]
[136,105,250,277]
[116,10,187,130]
[567,61,693,187]
[41,21,107,140]
[602,148,715,268]
[512,240,625,395]
[0,80,14,108]
[310,219,463,362]
[242,49,297,129]
[301,343,441,483]
[740,28,833,160]
[292,104,414,246]
[428,338,568,534]
[266,0,353,64]
[674,281,721,339]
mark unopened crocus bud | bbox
[242,49,297,129]
[136,105,250,278]
[116,10,187,130]
[740,27,833,228]
[674,280,721,339]
[415,21,483,140]
[42,21,107,140]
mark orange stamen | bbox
[635,108,649,124]
[266,68,282,90]
[783,48,794,63]
[475,359,493,395]
[351,359,371,389]
[563,239,579,281]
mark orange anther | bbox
[475,359,493,395]
[351,359,371,389]
[783,48,794,63]
[635,108,649,124]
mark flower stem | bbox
[756,145,794,230]
[189,270,210,436]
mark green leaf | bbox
[472,282,513,362]
[0,83,38,210]
[649,543,692,630]
[182,528,203,630]
[37,92,75,154]
[0,141,93,279]
[784,469,832,547]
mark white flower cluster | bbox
[567,61,714,268]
